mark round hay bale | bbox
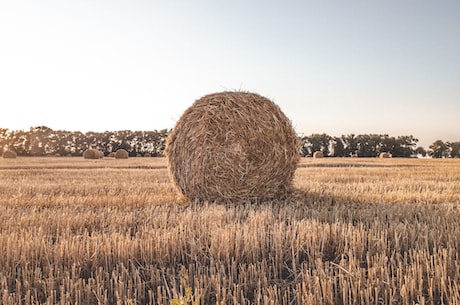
[313,151,324,158]
[115,149,129,159]
[379,152,390,158]
[108,152,116,158]
[83,149,99,159]
[165,91,300,202]
[2,150,17,159]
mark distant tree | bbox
[97,131,113,155]
[44,130,62,155]
[300,136,312,157]
[428,140,449,158]
[26,126,55,156]
[380,134,396,155]
[449,142,460,158]
[310,133,331,156]
[341,134,359,157]
[85,131,106,152]
[331,136,345,157]
[415,146,427,157]
[114,130,135,156]
[393,135,418,157]
[144,129,169,156]
[300,133,331,157]
[356,134,381,157]
[55,130,82,156]
[8,130,29,156]
[0,128,9,154]
[72,131,86,156]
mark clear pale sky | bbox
[1,1,459,148]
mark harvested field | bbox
[0,157,459,305]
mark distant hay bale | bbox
[108,152,116,158]
[379,152,390,158]
[313,151,324,158]
[83,149,100,159]
[165,91,300,202]
[115,149,129,159]
[2,150,17,159]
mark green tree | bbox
[300,133,331,157]
[9,130,29,156]
[300,136,312,157]
[341,134,359,157]
[356,134,381,157]
[449,142,460,158]
[393,135,418,157]
[0,128,9,154]
[310,133,331,156]
[429,140,449,158]
[415,146,427,157]
[72,131,86,156]
[331,136,345,157]
[27,126,54,156]
[380,134,396,155]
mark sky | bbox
[0,0,459,148]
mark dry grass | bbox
[0,157,459,305]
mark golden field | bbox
[0,157,459,305]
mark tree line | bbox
[0,127,458,158]
[0,126,168,157]
[300,133,459,158]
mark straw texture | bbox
[166,91,299,203]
